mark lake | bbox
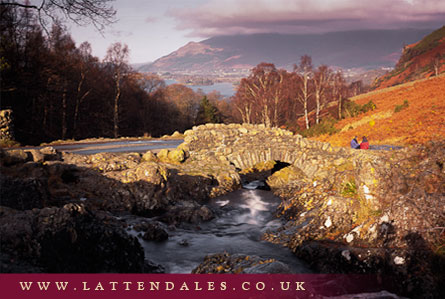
[165,79,236,97]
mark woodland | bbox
[1,1,368,146]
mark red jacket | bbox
[360,142,369,149]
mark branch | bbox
[0,2,39,9]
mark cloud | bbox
[145,16,159,23]
[168,0,445,37]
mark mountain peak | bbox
[140,29,434,74]
[374,26,445,88]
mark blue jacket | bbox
[350,138,360,149]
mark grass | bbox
[313,75,445,147]
[339,110,393,133]
[342,100,377,118]
[341,178,358,198]
[403,26,445,62]
[0,139,21,148]
[394,100,409,113]
[300,118,339,138]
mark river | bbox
[128,185,311,274]
[25,139,308,273]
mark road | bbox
[24,139,184,155]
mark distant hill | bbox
[312,75,445,147]
[373,26,445,88]
[138,29,433,74]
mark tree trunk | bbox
[303,76,310,129]
[338,95,343,119]
[315,90,320,125]
[273,95,279,127]
[113,73,121,138]
[304,100,309,130]
[62,85,67,140]
[73,72,85,139]
[262,105,271,127]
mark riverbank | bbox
[1,124,443,298]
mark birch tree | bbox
[104,42,129,138]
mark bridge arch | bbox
[181,123,336,178]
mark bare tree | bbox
[234,63,291,127]
[104,42,129,138]
[313,65,332,124]
[433,53,441,76]
[133,73,166,97]
[72,41,92,138]
[294,55,313,129]
[331,71,347,119]
[0,0,116,32]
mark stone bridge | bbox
[180,123,351,179]
[179,123,393,208]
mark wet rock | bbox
[134,221,169,241]
[143,260,165,273]
[243,260,292,274]
[178,239,189,246]
[192,252,291,274]
[161,205,214,225]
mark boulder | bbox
[192,252,292,274]
[142,150,158,162]
[0,174,49,210]
[266,165,306,189]
[26,149,45,163]
[0,149,30,166]
[0,204,147,272]
[39,147,62,161]
[157,149,187,164]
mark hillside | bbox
[373,26,445,88]
[313,75,445,147]
[139,29,432,74]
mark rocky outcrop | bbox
[182,124,444,297]
[0,109,15,142]
[192,252,292,274]
[0,145,232,273]
[0,204,147,273]
[262,141,445,298]
[1,123,443,296]
[133,221,169,242]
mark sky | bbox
[68,0,445,64]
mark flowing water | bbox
[129,184,311,273]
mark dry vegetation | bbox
[313,75,445,146]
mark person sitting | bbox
[350,136,360,149]
[360,136,370,149]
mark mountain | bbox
[138,29,433,74]
[373,26,445,88]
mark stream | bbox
[128,183,311,274]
